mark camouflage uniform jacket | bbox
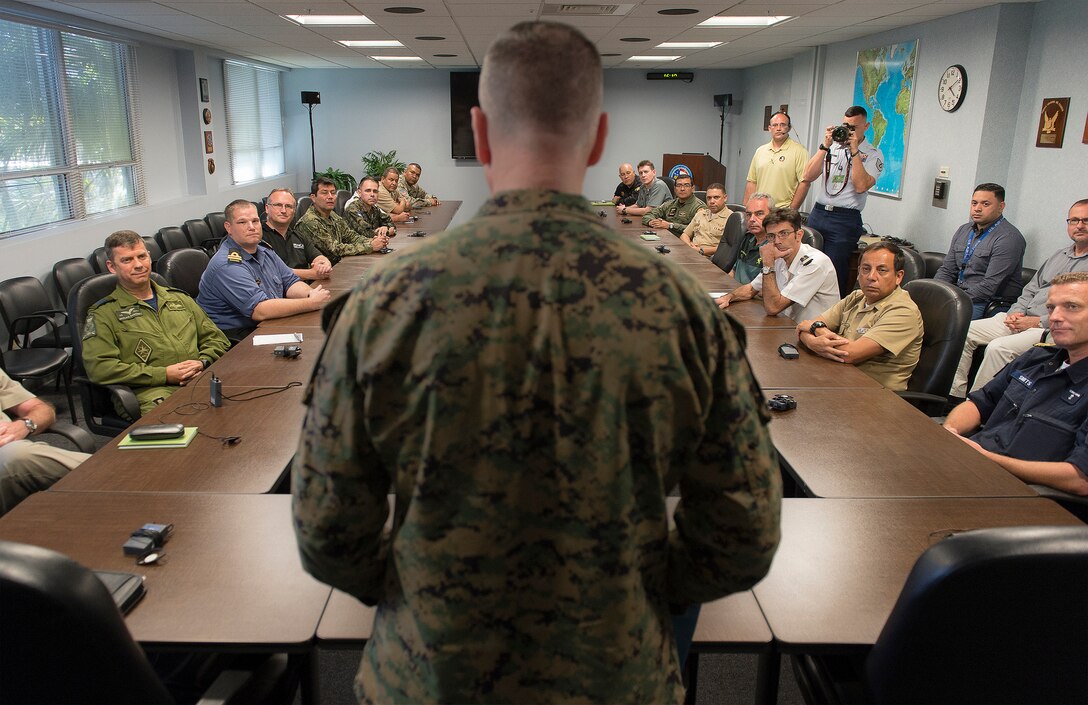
[82,281,229,414]
[294,207,374,266]
[641,195,707,235]
[293,189,782,704]
[397,174,435,209]
[343,199,394,239]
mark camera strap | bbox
[823,144,851,198]
[958,217,1004,283]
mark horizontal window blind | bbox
[223,60,284,184]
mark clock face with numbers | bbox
[938,64,967,112]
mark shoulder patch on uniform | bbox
[800,255,812,266]
[227,250,244,263]
[82,315,97,340]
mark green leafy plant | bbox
[360,150,407,180]
[313,167,356,192]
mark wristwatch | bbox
[761,266,773,276]
[699,247,705,255]
[809,321,827,336]
[818,144,830,152]
[21,418,37,435]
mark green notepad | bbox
[118,426,198,449]
[640,233,661,241]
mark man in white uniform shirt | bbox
[716,208,839,321]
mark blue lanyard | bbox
[959,217,1003,283]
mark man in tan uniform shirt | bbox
[679,182,732,257]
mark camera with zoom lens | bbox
[831,123,854,144]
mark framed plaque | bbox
[1035,97,1069,148]
[203,131,214,154]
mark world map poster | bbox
[852,40,917,199]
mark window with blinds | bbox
[0,18,142,237]
[223,61,284,184]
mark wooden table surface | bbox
[0,492,331,649]
[744,328,881,389]
[753,497,1081,652]
[767,388,1037,498]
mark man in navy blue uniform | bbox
[943,271,1088,496]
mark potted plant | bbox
[313,167,356,192]
[360,150,407,180]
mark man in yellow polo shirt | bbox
[742,111,809,209]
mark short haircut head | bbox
[1051,272,1088,287]
[267,187,295,202]
[224,199,255,221]
[637,159,655,170]
[382,166,400,179]
[761,208,802,233]
[104,230,144,261]
[1073,199,1088,210]
[407,162,421,171]
[706,182,725,194]
[974,182,1005,201]
[844,105,868,119]
[310,176,336,195]
[862,241,904,272]
[770,110,791,127]
[674,173,693,186]
[360,175,379,188]
[480,21,601,144]
[748,192,773,207]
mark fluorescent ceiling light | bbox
[283,14,373,25]
[657,41,722,48]
[339,40,403,47]
[370,56,425,61]
[697,15,792,27]
[626,55,681,61]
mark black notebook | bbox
[94,570,146,614]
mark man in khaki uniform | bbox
[641,173,705,236]
[376,167,411,223]
[678,182,732,257]
[795,242,923,391]
[83,231,230,415]
[0,370,88,514]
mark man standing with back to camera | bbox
[293,21,781,704]
[801,105,884,296]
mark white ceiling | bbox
[15,0,1027,70]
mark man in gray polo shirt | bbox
[619,159,670,218]
[949,199,1088,401]
[934,183,1026,319]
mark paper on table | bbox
[253,333,303,346]
[708,292,727,298]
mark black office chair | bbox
[155,248,209,299]
[205,211,227,240]
[793,525,1088,705]
[183,219,219,256]
[52,258,97,306]
[800,225,824,251]
[88,246,109,274]
[293,196,313,225]
[984,266,1035,318]
[142,237,163,265]
[335,189,351,215]
[725,203,746,213]
[710,211,746,274]
[660,175,676,198]
[900,279,972,415]
[898,247,925,286]
[694,190,707,203]
[155,226,192,253]
[0,540,301,705]
[920,251,944,279]
[67,273,156,434]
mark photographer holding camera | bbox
[801,105,884,296]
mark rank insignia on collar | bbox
[227,251,243,263]
[800,255,812,266]
[1063,389,1081,405]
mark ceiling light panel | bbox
[657,41,721,47]
[698,15,793,27]
[283,14,374,25]
[338,39,404,46]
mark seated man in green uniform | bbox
[343,176,397,241]
[641,172,705,236]
[294,177,389,266]
[82,230,230,416]
[397,162,440,209]
[795,242,924,391]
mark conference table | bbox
[4,196,1081,704]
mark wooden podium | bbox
[662,154,726,191]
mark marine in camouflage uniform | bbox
[397,173,436,210]
[293,188,782,704]
[343,198,395,240]
[294,206,376,266]
[641,193,707,236]
[82,280,230,414]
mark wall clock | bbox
[938,64,967,112]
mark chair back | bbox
[866,525,1088,705]
[710,211,746,274]
[155,226,192,253]
[335,189,351,215]
[88,247,109,274]
[921,251,945,279]
[694,190,707,203]
[0,277,64,349]
[902,278,971,400]
[182,219,215,252]
[141,237,163,265]
[899,247,925,286]
[204,211,227,239]
[53,258,97,305]
[155,248,209,299]
[294,196,313,225]
[0,540,174,704]
[660,175,676,197]
[800,225,823,251]
[725,203,746,213]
